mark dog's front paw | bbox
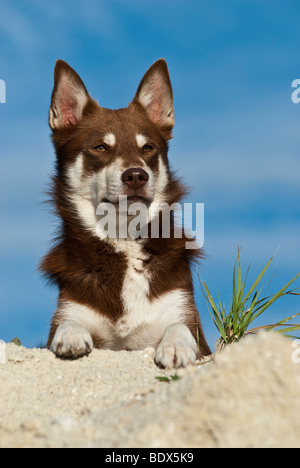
[155,323,197,369]
[50,321,93,359]
[155,341,196,369]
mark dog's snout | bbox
[122,167,149,190]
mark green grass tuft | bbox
[201,248,300,350]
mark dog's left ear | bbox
[133,59,175,132]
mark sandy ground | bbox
[0,332,299,448]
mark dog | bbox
[40,59,211,368]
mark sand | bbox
[0,332,299,448]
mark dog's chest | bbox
[115,242,152,336]
[59,243,188,350]
[103,240,187,347]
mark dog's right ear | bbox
[49,60,90,130]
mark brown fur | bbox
[40,59,211,357]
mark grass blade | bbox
[202,282,227,342]
[252,273,300,320]
[243,254,275,304]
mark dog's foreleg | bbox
[155,322,198,369]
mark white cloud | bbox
[0,2,40,51]
[203,224,300,269]
[171,91,300,197]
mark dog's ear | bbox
[49,60,90,130]
[133,59,175,131]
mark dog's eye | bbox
[94,145,108,152]
[143,145,153,152]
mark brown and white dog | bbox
[40,59,211,368]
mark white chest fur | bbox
[57,241,190,350]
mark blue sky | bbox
[0,0,299,349]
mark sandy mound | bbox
[0,332,299,448]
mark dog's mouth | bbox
[126,195,152,206]
[102,194,153,208]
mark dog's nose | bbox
[122,167,149,190]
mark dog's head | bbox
[49,59,183,235]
